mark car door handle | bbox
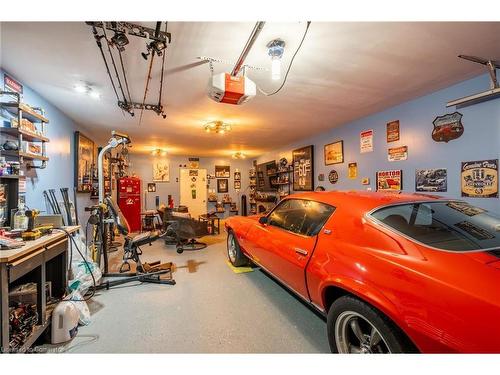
[294,248,308,256]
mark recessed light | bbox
[89,90,101,100]
[74,84,88,93]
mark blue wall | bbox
[257,74,500,212]
[0,69,94,223]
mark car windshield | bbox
[370,201,500,251]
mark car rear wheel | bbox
[227,230,248,267]
[327,296,412,353]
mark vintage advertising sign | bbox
[415,168,447,192]
[432,112,464,143]
[387,146,408,162]
[461,159,498,198]
[360,130,374,153]
[348,162,358,179]
[293,145,314,191]
[386,120,400,142]
[4,74,23,94]
[376,170,402,191]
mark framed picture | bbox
[234,180,241,190]
[376,170,402,191]
[461,159,498,198]
[415,169,447,192]
[74,131,95,192]
[234,171,241,181]
[215,165,230,178]
[153,161,170,182]
[293,145,314,191]
[348,162,358,179]
[386,120,400,142]
[217,179,229,193]
[324,140,344,165]
[188,157,200,169]
[147,183,157,192]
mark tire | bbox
[327,295,414,353]
[227,230,248,267]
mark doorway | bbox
[179,168,207,219]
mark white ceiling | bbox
[1,22,500,156]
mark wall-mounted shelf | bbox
[0,174,26,180]
[1,91,50,171]
[0,127,50,143]
[1,150,49,162]
[0,102,49,124]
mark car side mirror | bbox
[258,216,268,225]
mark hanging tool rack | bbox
[86,21,171,120]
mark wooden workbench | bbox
[0,226,80,353]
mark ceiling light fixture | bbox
[151,148,168,156]
[74,84,88,93]
[232,152,246,159]
[74,83,101,100]
[89,90,101,100]
[267,39,286,80]
[204,121,232,134]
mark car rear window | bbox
[370,201,500,251]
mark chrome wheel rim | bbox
[227,233,237,263]
[335,311,391,354]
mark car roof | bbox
[286,190,444,214]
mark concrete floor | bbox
[61,233,329,353]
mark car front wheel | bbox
[227,230,248,267]
[327,296,414,353]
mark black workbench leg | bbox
[61,244,68,294]
[35,264,47,325]
[0,263,9,352]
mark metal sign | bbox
[328,170,339,184]
[461,159,498,198]
[360,130,374,153]
[432,112,464,143]
[376,170,402,191]
[4,74,23,94]
[388,146,408,162]
[386,120,400,142]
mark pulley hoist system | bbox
[86,21,171,122]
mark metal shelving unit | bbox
[0,90,50,169]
